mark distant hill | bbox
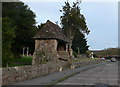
[91,48,120,56]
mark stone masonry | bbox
[32,39,58,65]
[2,60,102,85]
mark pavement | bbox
[54,61,119,87]
[10,62,106,86]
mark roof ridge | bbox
[33,20,68,42]
[46,20,60,28]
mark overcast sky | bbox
[21,0,118,50]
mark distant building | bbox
[32,20,69,65]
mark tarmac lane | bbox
[54,61,119,87]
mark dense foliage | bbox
[72,30,89,54]
[2,18,16,67]
[2,2,38,67]
[2,2,37,55]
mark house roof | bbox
[33,20,69,43]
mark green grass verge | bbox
[5,55,33,67]
[14,55,32,63]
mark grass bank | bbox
[6,55,33,67]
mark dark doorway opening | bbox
[57,41,66,51]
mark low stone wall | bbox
[71,60,102,68]
[2,60,102,85]
[2,62,66,85]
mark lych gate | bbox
[32,20,69,65]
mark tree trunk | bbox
[68,29,73,57]
[69,42,72,56]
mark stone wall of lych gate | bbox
[35,39,58,52]
[32,39,59,65]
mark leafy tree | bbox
[60,1,90,56]
[2,2,37,56]
[2,17,16,67]
[72,30,89,54]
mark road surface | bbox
[54,61,119,86]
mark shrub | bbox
[73,52,78,58]
[34,50,50,64]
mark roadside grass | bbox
[6,55,33,67]
[14,55,32,63]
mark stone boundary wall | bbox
[71,60,102,68]
[2,60,102,85]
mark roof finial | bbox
[55,21,58,25]
[76,0,78,3]
[67,0,69,3]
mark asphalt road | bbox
[54,61,119,86]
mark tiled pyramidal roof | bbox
[34,20,68,42]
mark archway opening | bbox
[57,41,66,52]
